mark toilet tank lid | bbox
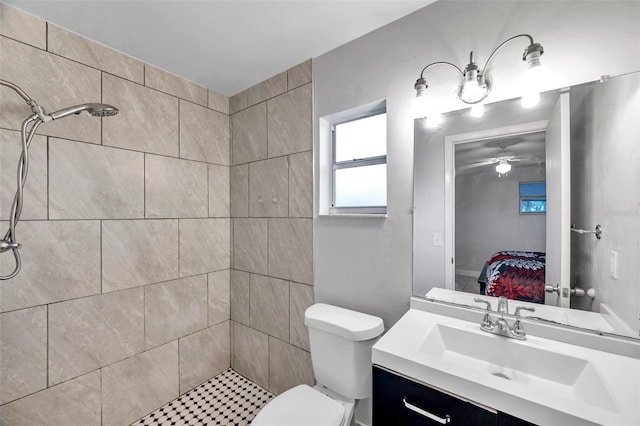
[304,303,384,341]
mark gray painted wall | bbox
[455,165,546,273]
[313,0,640,328]
[570,72,640,333]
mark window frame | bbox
[519,181,547,215]
[330,110,387,215]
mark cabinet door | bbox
[373,366,497,426]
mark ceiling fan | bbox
[457,154,525,173]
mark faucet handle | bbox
[474,298,494,331]
[514,306,535,318]
[473,298,492,312]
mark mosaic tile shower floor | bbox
[131,369,273,426]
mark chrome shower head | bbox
[48,103,119,120]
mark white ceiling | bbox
[7,0,435,96]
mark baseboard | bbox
[455,269,481,278]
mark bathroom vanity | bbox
[371,298,640,426]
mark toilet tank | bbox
[304,304,384,400]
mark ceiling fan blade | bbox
[457,160,496,171]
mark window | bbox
[332,111,387,214]
[519,181,546,214]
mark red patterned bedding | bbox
[484,251,546,304]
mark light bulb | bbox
[426,111,442,128]
[470,103,484,118]
[521,45,549,109]
[412,94,430,119]
[496,161,511,174]
[521,90,540,108]
[460,76,488,103]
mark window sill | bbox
[319,213,388,219]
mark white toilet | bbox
[252,303,385,426]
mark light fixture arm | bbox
[415,61,464,95]
[480,34,537,83]
[419,61,464,79]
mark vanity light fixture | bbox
[413,34,547,125]
[495,160,512,176]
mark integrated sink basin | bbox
[372,308,640,425]
[421,322,617,412]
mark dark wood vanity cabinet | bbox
[373,366,536,426]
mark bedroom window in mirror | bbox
[520,181,546,214]
[331,110,387,214]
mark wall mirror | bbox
[413,70,640,340]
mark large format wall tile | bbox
[268,218,313,284]
[209,269,230,326]
[145,154,208,218]
[267,84,312,157]
[179,218,230,276]
[0,3,46,49]
[209,164,230,217]
[249,156,289,217]
[232,322,269,389]
[102,219,179,292]
[268,338,314,395]
[250,275,289,341]
[290,282,314,351]
[247,72,287,106]
[145,275,208,349]
[102,73,179,156]
[233,218,268,275]
[102,342,179,426]
[0,37,101,144]
[0,129,47,220]
[180,100,229,165]
[48,288,144,385]
[48,25,144,83]
[0,371,101,426]
[229,91,248,115]
[208,89,229,114]
[179,322,230,394]
[230,270,250,325]
[0,220,100,312]
[289,151,313,218]
[230,164,249,217]
[49,138,144,219]
[232,103,267,165]
[145,64,208,106]
[0,306,47,405]
[288,59,312,90]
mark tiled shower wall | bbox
[0,3,231,425]
[228,61,315,395]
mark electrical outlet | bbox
[610,250,618,279]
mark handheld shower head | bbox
[48,103,119,120]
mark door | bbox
[545,91,571,307]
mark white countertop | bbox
[372,308,640,426]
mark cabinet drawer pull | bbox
[402,398,451,424]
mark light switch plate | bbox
[433,232,443,247]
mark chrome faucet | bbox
[474,297,535,340]
[497,296,509,314]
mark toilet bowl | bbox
[252,303,384,426]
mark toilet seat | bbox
[251,384,345,426]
